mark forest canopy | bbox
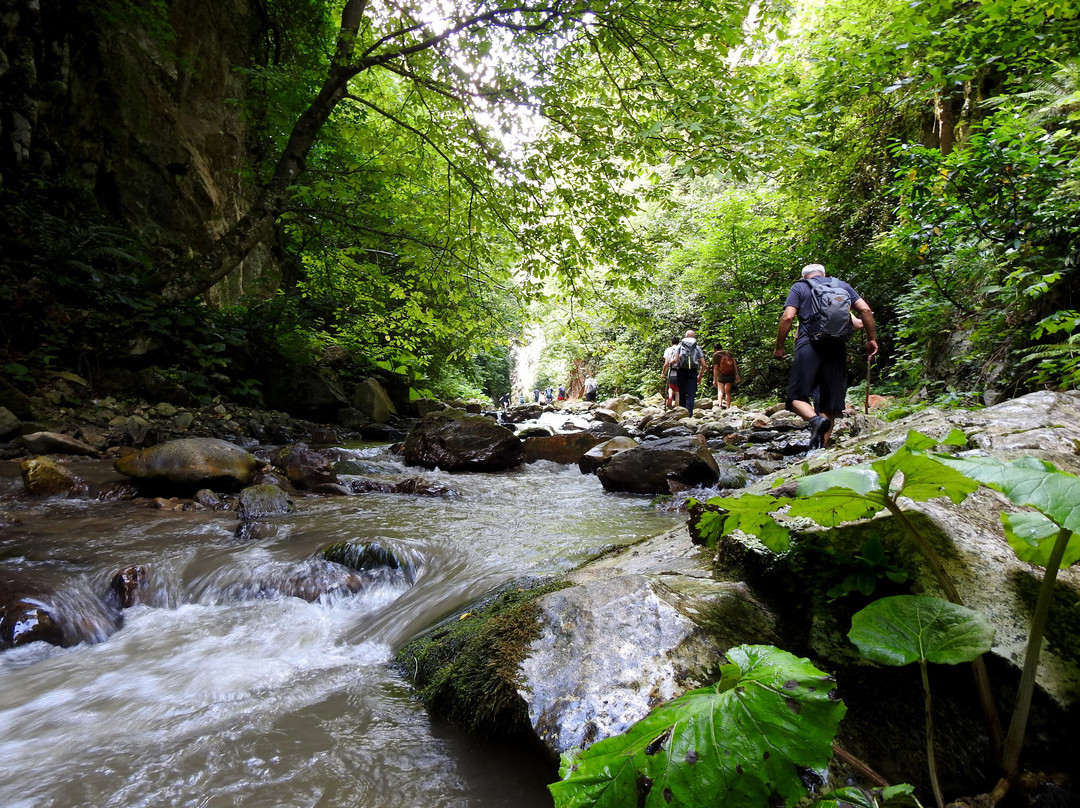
[0,0,1077,408]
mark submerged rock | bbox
[20,456,87,496]
[237,483,295,520]
[1,570,121,650]
[323,540,418,582]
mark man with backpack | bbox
[673,330,706,416]
[774,263,878,449]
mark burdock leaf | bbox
[938,454,1080,535]
[1000,511,1080,568]
[849,596,994,667]
[549,645,846,808]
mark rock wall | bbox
[0,0,279,299]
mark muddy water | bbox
[0,446,682,808]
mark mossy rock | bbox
[395,577,571,738]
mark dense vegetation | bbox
[1,0,1077,411]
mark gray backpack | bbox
[801,277,853,342]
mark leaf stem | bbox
[920,659,946,808]
[885,501,1004,760]
[1001,525,1071,777]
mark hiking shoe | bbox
[808,415,832,450]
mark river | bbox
[0,444,683,808]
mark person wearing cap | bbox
[774,263,878,449]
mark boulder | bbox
[501,403,545,424]
[590,408,619,424]
[20,456,87,496]
[586,421,633,440]
[358,423,408,442]
[515,425,555,439]
[521,570,776,756]
[595,435,720,494]
[352,377,398,424]
[19,431,97,456]
[0,406,20,438]
[578,436,638,474]
[600,394,640,417]
[237,483,295,521]
[114,437,259,492]
[396,528,778,761]
[271,443,338,490]
[412,398,446,418]
[523,432,606,464]
[402,410,524,471]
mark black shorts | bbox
[787,340,848,413]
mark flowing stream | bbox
[0,445,683,808]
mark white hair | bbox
[801,263,825,277]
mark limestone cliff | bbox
[0,0,279,301]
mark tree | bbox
[143,0,777,306]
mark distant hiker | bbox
[500,393,510,409]
[557,385,566,401]
[661,337,680,409]
[711,345,740,409]
[533,389,540,403]
[520,393,525,404]
[584,375,599,402]
[774,263,877,449]
[545,387,554,404]
[674,330,706,416]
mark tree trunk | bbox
[144,1,368,304]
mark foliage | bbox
[935,453,1080,775]
[824,536,910,601]
[849,596,994,808]
[693,430,974,556]
[849,596,995,669]
[549,645,846,808]
[691,431,1080,797]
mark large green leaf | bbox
[1000,512,1080,568]
[848,596,995,667]
[549,645,846,808]
[873,448,978,505]
[937,454,1080,535]
[698,494,794,552]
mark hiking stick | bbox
[864,352,873,414]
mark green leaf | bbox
[705,494,794,552]
[1000,512,1080,568]
[874,448,979,505]
[549,645,846,808]
[789,466,887,526]
[937,455,1080,535]
[796,466,883,498]
[849,596,995,667]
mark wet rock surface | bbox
[114,437,260,492]
[402,409,524,471]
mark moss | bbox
[395,577,572,737]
